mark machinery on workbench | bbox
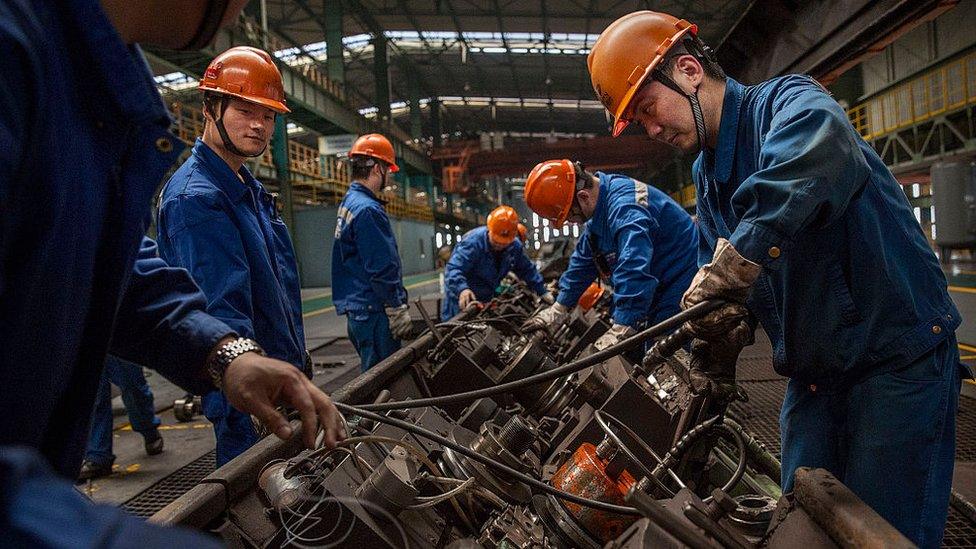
[158,283,914,548]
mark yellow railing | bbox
[670,184,698,208]
[847,50,976,140]
[167,103,433,223]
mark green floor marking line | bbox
[301,270,441,314]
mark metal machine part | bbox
[355,446,421,516]
[478,505,552,548]
[726,494,778,541]
[172,393,202,423]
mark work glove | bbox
[681,238,761,340]
[687,319,754,404]
[521,302,571,334]
[385,304,413,340]
[540,292,555,305]
[458,289,479,310]
[593,323,635,352]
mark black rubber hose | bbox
[335,401,641,515]
[358,300,724,412]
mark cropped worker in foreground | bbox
[588,10,965,546]
[332,134,412,371]
[0,0,343,544]
[157,46,311,467]
[521,159,699,352]
[441,206,549,320]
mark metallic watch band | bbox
[207,337,265,387]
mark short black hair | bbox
[350,157,373,180]
[659,36,726,81]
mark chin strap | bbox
[652,69,706,151]
[181,0,230,50]
[207,95,266,158]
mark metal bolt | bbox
[497,415,536,455]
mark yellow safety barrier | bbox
[166,102,434,223]
[847,50,976,140]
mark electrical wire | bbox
[336,401,642,515]
[359,300,724,412]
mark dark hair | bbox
[350,156,377,180]
[660,36,725,81]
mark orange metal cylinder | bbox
[550,442,637,542]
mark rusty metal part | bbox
[548,442,637,543]
[173,394,202,423]
[726,494,778,539]
[792,467,915,549]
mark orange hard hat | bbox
[517,223,528,243]
[578,283,605,311]
[524,159,577,226]
[588,11,697,137]
[350,134,400,172]
[199,46,290,114]
[487,205,519,246]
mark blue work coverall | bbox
[85,356,161,467]
[556,174,699,329]
[0,1,230,544]
[158,139,309,467]
[694,76,964,547]
[332,182,408,371]
[441,226,547,320]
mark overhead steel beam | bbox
[146,25,430,174]
[717,0,958,85]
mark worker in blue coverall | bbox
[589,11,966,546]
[332,134,413,371]
[79,356,164,480]
[157,47,312,467]
[441,205,550,321]
[0,0,344,545]
[521,160,699,352]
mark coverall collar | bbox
[587,172,612,232]
[68,0,171,125]
[707,78,745,185]
[350,181,388,204]
[191,138,260,202]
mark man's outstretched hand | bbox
[222,352,346,449]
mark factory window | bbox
[534,240,541,250]
[447,234,453,245]
[543,227,551,242]
[532,213,539,226]
[932,223,937,239]
[931,206,936,223]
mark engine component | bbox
[173,393,202,422]
[726,494,778,541]
[478,505,552,548]
[542,439,637,546]
[355,446,421,516]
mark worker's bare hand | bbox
[458,289,479,309]
[222,353,345,449]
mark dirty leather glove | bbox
[687,319,755,403]
[681,238,761,339]
[593,323,635,352]
[385,304,413,340]
[521,302,571,334]
[458,289,478,310]
[540,292,555,305]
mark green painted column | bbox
[409,71,423,140]
[325,0,344,88]
[430,98,441,148]
[373,34,391,122]
[271,114,294,230]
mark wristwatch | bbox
[207,337,265,388]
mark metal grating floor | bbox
[120,450,215,518]
[731,350,976,547]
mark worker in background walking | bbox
[157,46,311,467]
[332,134,412,371]
[78,356,164,481]
[0,1,343,544]
[441,206,550,320]
[588,11,965,546]
[521,160,698,351]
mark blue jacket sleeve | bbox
[0,445,222,548]
[608,205,660,327]
[356,207,406,307]
[511,242,547,295]
[156,193,256,338]
[556,226,599,308]
[110,238,233,396]
[729,79,870,268]
[444,237,475,298]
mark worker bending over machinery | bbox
[589,10,966,546]
[332,134,413,371]
[442,205,549,320]
[521,159,698,351]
